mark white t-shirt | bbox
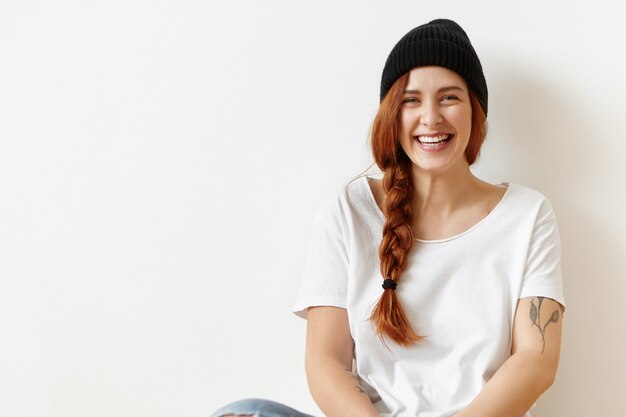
[293,175,565,417]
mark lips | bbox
[414,134,453,147]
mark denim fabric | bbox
[210,398,317,417]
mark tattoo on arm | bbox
[345,367,367,395]
[529,297,560,353]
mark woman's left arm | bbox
[455,296,564,417]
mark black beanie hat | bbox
[379,19,488,115]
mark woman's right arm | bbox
[305,306,379,417]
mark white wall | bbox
[1,1,624,416]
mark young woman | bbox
[211,18,565,417]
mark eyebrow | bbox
[403,86,465,94]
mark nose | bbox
[420,101,443,127]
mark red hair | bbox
[369,73,488,346]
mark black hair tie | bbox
[382,279,397,290]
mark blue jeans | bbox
[210,398,317,417]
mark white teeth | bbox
[416,134,450,144]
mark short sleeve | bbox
[292,194,350,319]
[519,198,566,310]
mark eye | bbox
[441,95,459,102]
[402,97,420,105]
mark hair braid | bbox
[370,156,423,346]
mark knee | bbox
[210,398,273,417]
[217,412,252,417]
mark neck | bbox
[410,163,479,215]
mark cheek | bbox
[399,111,413,135]
[398,112,414,145]
[448,108,472,137]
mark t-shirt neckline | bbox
[362,175,512,244]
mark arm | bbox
[455,296,564,417]
[305,306,379,417]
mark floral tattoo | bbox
[529,296,560,353]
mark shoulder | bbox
[497,184,561,241]
[503,183,556,216]
[507,182,548,199]
[315,175,381,222]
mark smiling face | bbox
[398,66,473,176]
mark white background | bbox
[1,1,625,416]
